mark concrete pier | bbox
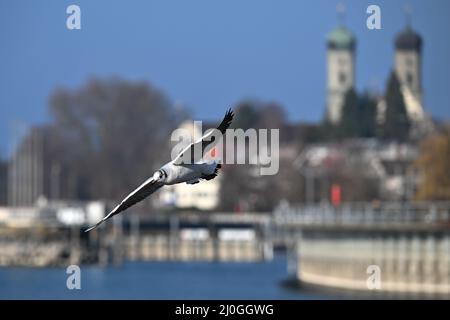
[297,228,450,296]
[275,202,450,297]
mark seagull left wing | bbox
[172,109,234,165]
[84,177,162,232]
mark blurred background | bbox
[0,0,450,299]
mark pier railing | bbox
[274,201,450,228]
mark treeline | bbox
[2,75,447,210]
[415,126,450,201]
[322,71,411,142]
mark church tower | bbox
[394,24,424,121]
[326,23,356,124]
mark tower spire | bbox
[336,2,346,26]
[404,4,413,28]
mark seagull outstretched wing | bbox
[172,109,234,165]
[85,177,163,232]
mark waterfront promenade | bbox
[0,208,273,266]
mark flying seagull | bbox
[85,109,234,232]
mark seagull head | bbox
[152,169,167,182]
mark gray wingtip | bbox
[84,221,102,233]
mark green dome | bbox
[327,26,355,50]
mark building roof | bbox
[395,27,422,51]
[327,26,355,50]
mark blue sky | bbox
[1,0,449,155]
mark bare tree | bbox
[47,77,184,203]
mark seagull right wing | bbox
[172,109,234,165]
[85,177,163,232]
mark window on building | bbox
[406,72,413,87]
[338,72,346,85]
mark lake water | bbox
[0,254,328,299]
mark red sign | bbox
[331,184,342,206]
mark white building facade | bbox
[157,120,221,211]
